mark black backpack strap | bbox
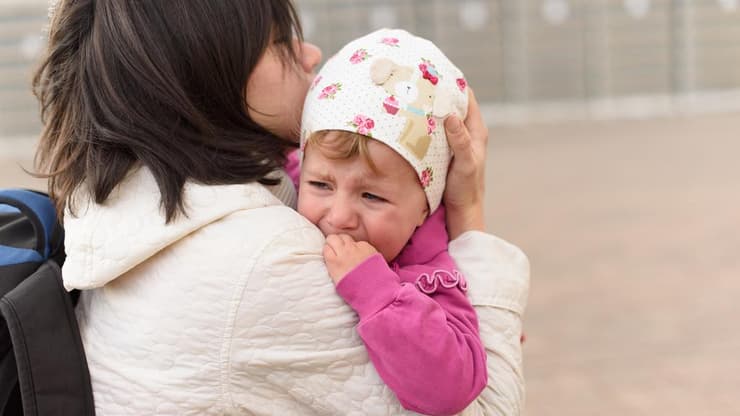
[0,261,94,416]
[0,323,21,415]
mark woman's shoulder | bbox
[209,199,325,258]
[225,201,320,236]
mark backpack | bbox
[0,189,94,416]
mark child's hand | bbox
[323,234,378,285]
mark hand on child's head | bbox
[443,89,489,238]
[323,234,378,285]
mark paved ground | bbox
[487,113,740,415]
[2,113,740,415]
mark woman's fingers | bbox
[442,87,488,238]
[464,88,489,157]
[444,88,489,181]
[445,115,476,180]
[444,114,469,153]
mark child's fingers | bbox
[325,234,357,256]
[337,233,356,245]
[324,234,343,253]
[322,241,337,259]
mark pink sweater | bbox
[335,207,487,416]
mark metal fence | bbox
[299,0,740,100]
[2,0,740,137]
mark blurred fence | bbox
[2,0,740,138]
[0,1,46,138]
[300,0,740,98]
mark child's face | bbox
[298,136,429,262]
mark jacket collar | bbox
[62,167,285,290]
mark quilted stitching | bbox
[65,168,417,415]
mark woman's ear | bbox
[370,58,396,85]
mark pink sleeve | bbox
[336,252,487,416]
[284,149,301,191]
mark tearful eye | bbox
[308,181,331,190]
[362,192,386,202]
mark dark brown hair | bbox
[33,0,303,222]
[306,130,378,173]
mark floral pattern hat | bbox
[301,28,469,214]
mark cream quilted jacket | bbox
[62,167,529,415]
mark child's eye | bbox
[308,181,331,190]
[362,192,387,202]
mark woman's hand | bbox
[443,88,489,239]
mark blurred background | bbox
[1,0,739,414]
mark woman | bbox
[33,1,528,415]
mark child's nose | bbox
[326,199,358,230]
